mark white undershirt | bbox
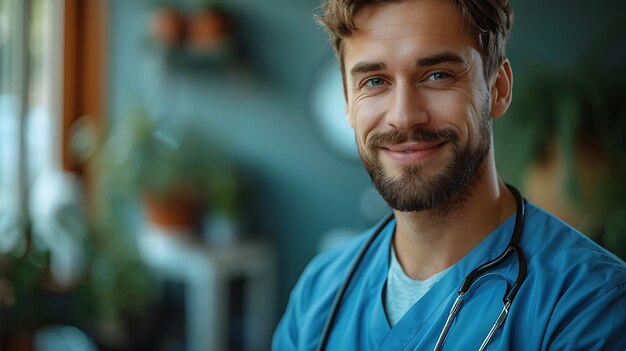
[385,246,452,327]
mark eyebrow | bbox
[349,52,468,80]
[349,62,386,79]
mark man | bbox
[273,0,626,349]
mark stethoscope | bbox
[316,184,527,351]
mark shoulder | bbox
[521,202,625,277]
[519,203,626,349]
[272,225,381,350]
[287,228,374,315]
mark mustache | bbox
[367,128,458,148]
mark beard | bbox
[358,106,492,213]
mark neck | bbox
[392,153,516,280]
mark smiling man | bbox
[273,1,626,350]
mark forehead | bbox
[344,0,478,66]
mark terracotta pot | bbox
[186,7,231,51]
[144,192,203,231]
[150,7,186,47]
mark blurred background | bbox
[0,0,625,350]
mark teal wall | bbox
[107,0,626,327]
[107,0,374,321]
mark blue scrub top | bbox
[273,203,626,350]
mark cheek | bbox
[422,89,487,143]
[423,90,471,133]
[351,95,388,145]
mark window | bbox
[0,0,64,253]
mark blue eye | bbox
[365,77,386,87]
[429,72,450,81]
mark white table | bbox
[138,225,277,351]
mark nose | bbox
[386,81,430,130]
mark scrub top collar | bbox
[365,211,518,349]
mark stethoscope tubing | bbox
[434,185,526,351]
[315,212,395,351]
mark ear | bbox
[490,59,513,118]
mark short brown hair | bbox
[317,0,513,80]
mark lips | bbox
[381,141,446,162]
[384,142,444,152]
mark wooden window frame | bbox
[62,0,106,173]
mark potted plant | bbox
[97,110,240,232]
[149,1,186,48]
[186,1,232,52]
[494,49,626,258]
